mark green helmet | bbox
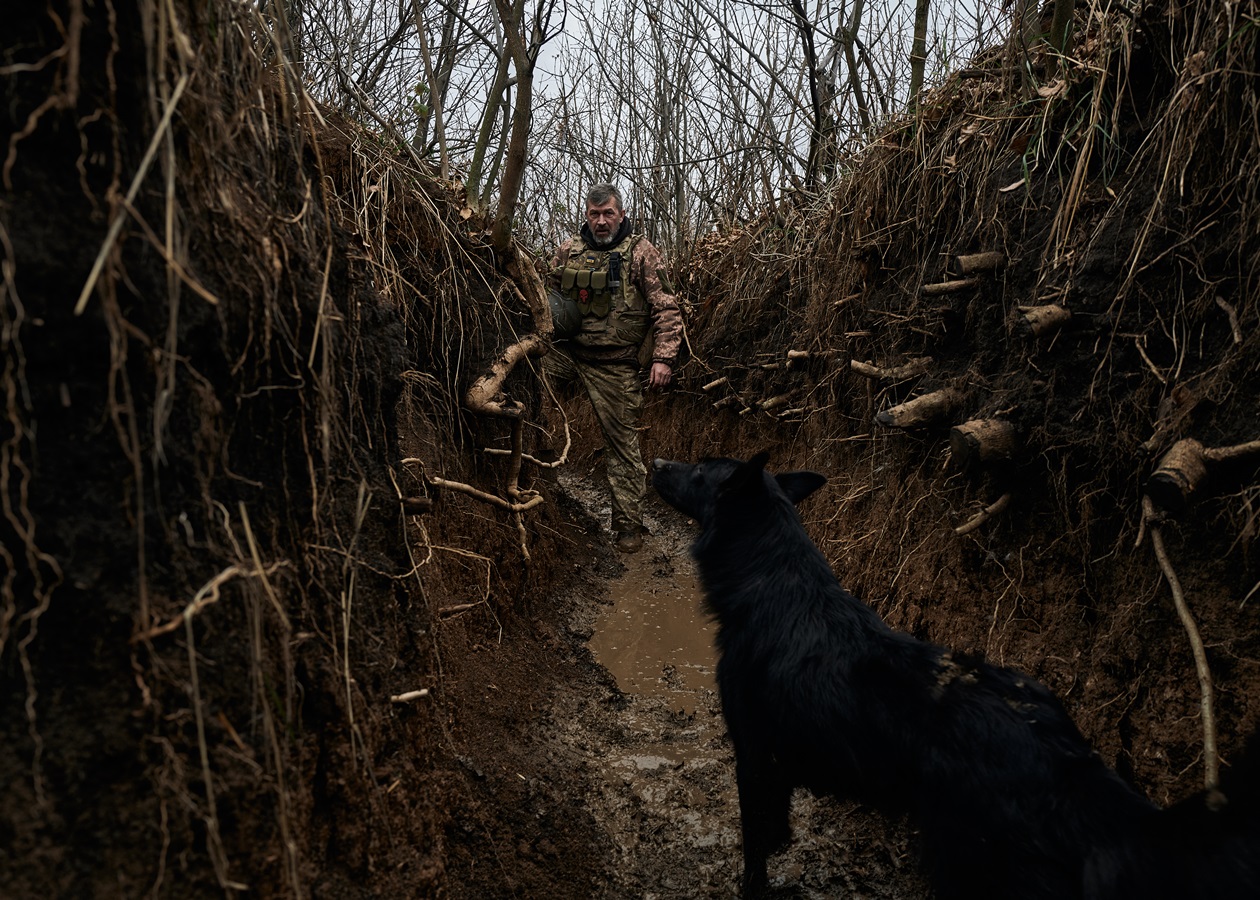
[548,287,582,339]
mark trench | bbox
[568,491,747,896]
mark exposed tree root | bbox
[1140,496,1220,793]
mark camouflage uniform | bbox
[546,220,683,537]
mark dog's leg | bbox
[734,744,792,898]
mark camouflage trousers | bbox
[543,344,645,535]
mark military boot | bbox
[615,526,644,553]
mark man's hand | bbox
[648,362,672,390]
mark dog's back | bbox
[652,453,1157,898]
[1084,724,1260,899]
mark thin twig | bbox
[75,71,191,315]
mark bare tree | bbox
[909,0,931,108]
[284,0,1013,256]
[490,0,562,253]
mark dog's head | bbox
[651,452,826,527]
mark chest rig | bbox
[558,233,649,351]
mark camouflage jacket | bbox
[550,222,684,367]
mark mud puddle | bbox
[588,518,714,715]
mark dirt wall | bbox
[0,1,578,896]
[647,0,1260,806]
[4,1,1259,897]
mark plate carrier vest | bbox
[558,233,649,352]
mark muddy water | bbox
[587,539,716,715]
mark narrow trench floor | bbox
[545,470,927,899]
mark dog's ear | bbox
[775,471,827,504]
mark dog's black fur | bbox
[651,453,1259,899]
[1083,724,1260,899]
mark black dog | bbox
[652,453,1160,899]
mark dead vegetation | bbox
[1,0,568,895]
[656,0,1260,805]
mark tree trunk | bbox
[840,0,871,135]
[481,85,512,210]
[1049,0,1075,55]
[410,0,449,179]
[908,0,931,108]
[491,0,544,254]
[789,0,827,190]
[466,41,511,212]
[491,78,530,252]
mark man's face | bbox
[586,198,625,246]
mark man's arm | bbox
[635,239,683,389]
[548,240,572,286]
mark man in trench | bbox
[546,183,684,553]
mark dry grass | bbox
[1,0,559,893]
[668,0,1260,797]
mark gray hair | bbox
[585,183,623,210]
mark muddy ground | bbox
[437,462,930,900]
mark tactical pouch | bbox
[613,309,648,346]
[590,270,608,290]
[575,270,591,289]
[561,268,577,291]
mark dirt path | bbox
[540,472,927,899]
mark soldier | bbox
[546,183,684,553]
